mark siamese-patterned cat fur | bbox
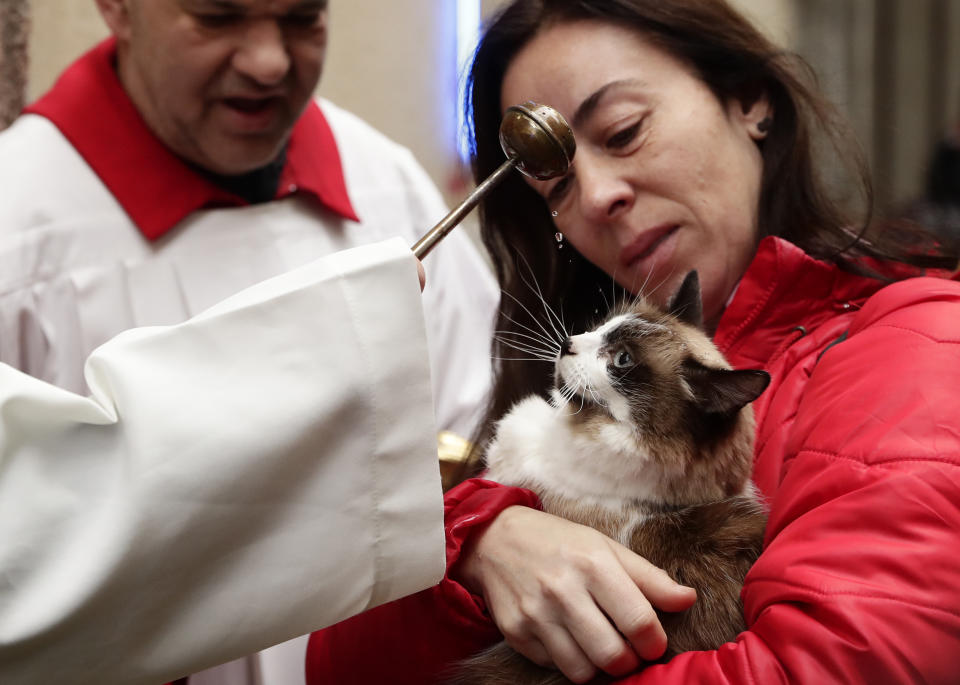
[450,271,770,685]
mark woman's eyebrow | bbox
[572,79,646,128]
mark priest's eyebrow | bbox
[189,0,328,12]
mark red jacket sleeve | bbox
[306,478,539,685]
[614,283,960,684]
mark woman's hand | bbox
[458,506,697,684]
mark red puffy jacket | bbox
[307,237,960,684]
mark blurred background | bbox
[2,0,958,237]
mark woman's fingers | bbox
[613,544,699,612]
[591,543,697,661]
[457,506,696,680]
[534,624,598,684]
[590,581,667,663]
[520,568,642,678]
[561,588,642,676]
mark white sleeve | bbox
[390,146,499,440]
[420,226,498,439]
[318,100,499,441]
[0,238,445,685]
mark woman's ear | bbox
[94,0,133,41]
[729,92,774,142]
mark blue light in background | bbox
[456,0,481,163]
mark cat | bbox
[448,271,770,685]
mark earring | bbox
[555,231,564,250]
[757,117,773,134]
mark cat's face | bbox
[555,308,691,430]
[551,271,769,501]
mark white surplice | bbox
[0,239,447,685]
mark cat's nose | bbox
[561,337,574,356]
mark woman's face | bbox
[500,20,771,324]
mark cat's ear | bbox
[669,271,704,329]
[684,362,770,414]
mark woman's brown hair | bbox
[457,0,956,482]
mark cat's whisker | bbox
[627,274,651,312]
[494,339,558,362]
[495,329,561,355]
[634,260,656,301]
[497,336,557,361]
[555,382,578,409]
[555,378,593,416]
[573,388,588,415]
[583,385,607,412]
[502,265,562,341]
[497,323,561,361]
[645,263,679,301]
[610,265,619,317]
[597,280,611,314]
[668,298,699,324]
[495,344,557,363]
[514,252,569,342]
[492,356,556,363]
[498,349,556,363]
[501,288,563,349]
[625,250,669,311]
[499,303,563,350]
[625,264,679,317]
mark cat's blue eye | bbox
[614,350,633,368]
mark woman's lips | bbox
[620,224,680,269]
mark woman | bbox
[307,1,960,683]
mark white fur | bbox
[616,510,653,547]
[484,395,680,510]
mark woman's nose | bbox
[233,20,291,86]
[576,155,633,223]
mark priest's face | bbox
[97,0,328,175]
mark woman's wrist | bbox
[443,480,540,594]
[456,504,525,596]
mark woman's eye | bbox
[547,173,573,205]
[606,122,641,149]
[614,350,633,368]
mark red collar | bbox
[25,38,359,241]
